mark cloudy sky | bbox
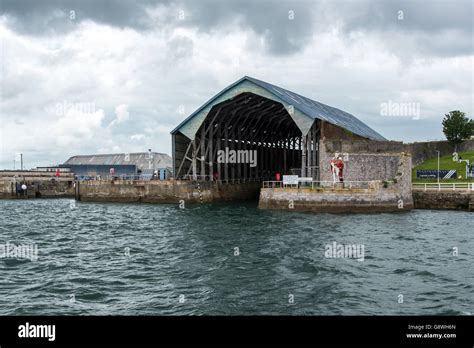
[0,0,472,169]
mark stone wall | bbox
[77,179,261,203]
[319,140,408,183]
[258,183,413,213]
[320,120,368,141]
[259,152,413,213]
[413,191,473,211]
[0,177,74,199]
[407,139,474,166]
[320,138,474,168]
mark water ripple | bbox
[0,199,472,315]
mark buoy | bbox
[21,184,27,190]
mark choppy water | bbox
[0,198,472,315]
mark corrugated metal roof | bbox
[171,76,386,141]
[64,152,172,171]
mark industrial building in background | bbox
[62,151,172,180]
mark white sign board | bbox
[335,152,350,161]
[283,175,298,185]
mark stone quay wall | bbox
[413,190,473,211]
[259,152,414,213]
[0,171,75,199]
[76,179,261,203]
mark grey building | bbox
[63,152,172,179]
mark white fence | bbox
[413,183,474,191]
[179,175,270,184]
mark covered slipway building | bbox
[171,76,385,181]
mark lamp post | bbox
[148,149,153,170]
[436,150,440,185]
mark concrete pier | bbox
[258,181,414,213]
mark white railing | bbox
[413,182,474,191]
[180,174,215,181]
[179,176,271,184]
[215,178,264,184]
[262,180,373,189]
[76,174,157,181]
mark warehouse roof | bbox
[171,76,386,141]
[64,152,172,171]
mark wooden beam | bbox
[200,124,206,178]
[209,120,214,180]
[301,135,306,177]
[175,140,192,178]
[224,125,228,180]
[217,124,221,180]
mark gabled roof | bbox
[64,152,172,170]
[171,76,386,141]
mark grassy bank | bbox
[412,151,474,183]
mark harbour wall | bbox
[0,171,74,199]
[76,179,261,203]
[258,183,413,213]
[2,175,472,212]
[413,191,474,211]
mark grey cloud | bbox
[176,0,473,56]
[167,36,194,60]
[0,0,162,35]
[176,0,319,55]
[1,0,319,54]
[338,0,472,34]
[1,0,472,168]
[2,0,472,57]
[334,0,473,57]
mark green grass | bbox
[412,151,474,183]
